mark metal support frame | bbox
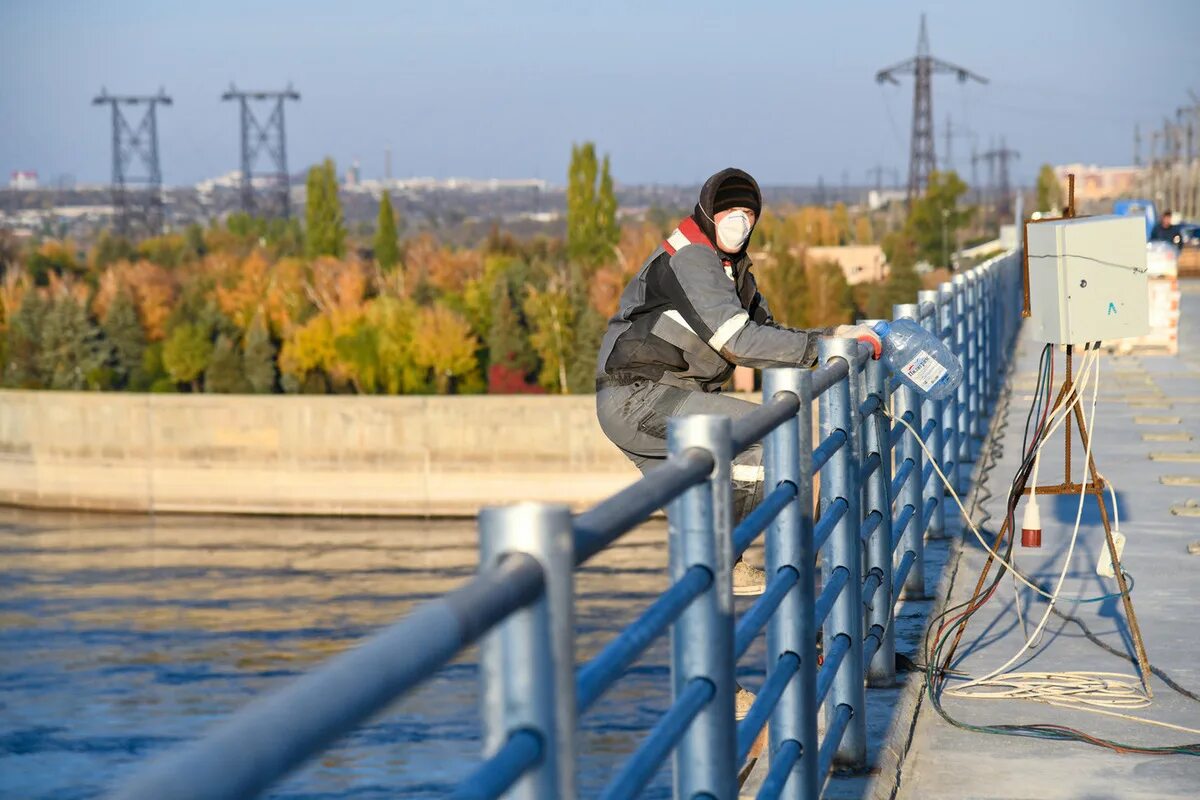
[762,369,818,800]
[667,414,737,798]
[221,84,300,219]
[479,504,577,800]
[818,339,866,768]
[92,88,172,239]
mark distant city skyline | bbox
[2,1,1195,189]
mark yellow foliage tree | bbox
[410,305,480,393]
[523,284,574,393]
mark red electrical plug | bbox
[1021,498,1042,548]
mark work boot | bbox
[732,558,766,596]
[735,684,756,722]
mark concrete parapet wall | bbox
[0,390,650,516]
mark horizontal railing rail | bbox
[110,251,1023,800]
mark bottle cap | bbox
[873,321,891,337]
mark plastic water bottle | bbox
[872,319,963,402]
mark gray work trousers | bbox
[596,380,765,523]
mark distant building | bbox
[9,170,38,190]
[345,160,361,188]
[806,244,889,285]
[1053,163,1142,203]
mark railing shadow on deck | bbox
[109,251,1023,800]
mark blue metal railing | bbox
[109,252,1022,800]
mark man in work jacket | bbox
[595,168,881,597]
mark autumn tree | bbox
[523,281,573,393]
[854,216,874,245]
[374,191,401,271]
[567,143,619,266]
[305,158,345,259]
[410,305,480,393]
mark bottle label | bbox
[901,350,948,392]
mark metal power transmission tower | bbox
[978,138,1020,219]
[221,84,300,218]
[93,88,172,239]
[875,14,987,203]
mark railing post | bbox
[892,303,926,600]
[818,338,866,769]
[951,274,971,486]
[972,268,988,418]
[916,291,946,541]
[937,281,962,499]
[858,324,895,686]
[762,368,817,800]
[478,503,577,800]
[667,414,736,800]
[963,271,981,440]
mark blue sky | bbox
[2,0,1195,187]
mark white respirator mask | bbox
[715,210,752,252]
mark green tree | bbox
[906,170,971,267]
[92,231,135,270]
[243,315,277,393]
[3,292,48,388]
[37,296,110,390]
[486,282,539,392]
[524,283,575,393]
[374,191,401,271]
[163,322,213,392]
[567,143,619,266]
[1036,164,1062,213]
[754,247,809,327]
[305,158,346,259]
[875,230,923,315]
[102,289,146,389]
[204,334,250,393]
[804,259,857,327]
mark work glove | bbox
[833,324,883,360]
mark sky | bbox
[2,0,1196,189]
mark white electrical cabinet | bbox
[1025,214,1149,345]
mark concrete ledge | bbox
[0,390,645,516]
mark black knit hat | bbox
[693,168,763,246]
[713,173,761,215]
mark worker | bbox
[594,168,881,713]
[1150,209,1182,251]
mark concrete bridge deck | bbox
[742,283,1200,799]
[892,281,1200,798]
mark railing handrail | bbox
[111,249,1023,800]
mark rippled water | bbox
[0,507,767,798]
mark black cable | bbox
[920,348,1200,756]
